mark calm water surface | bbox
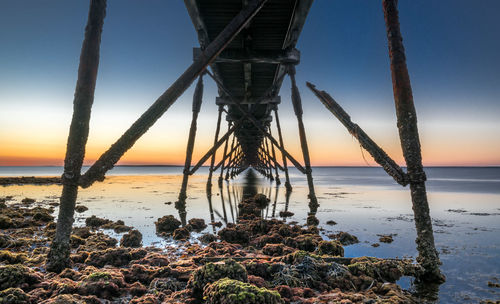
[1,166,499,303]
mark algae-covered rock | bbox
[329,231,359,245]
[120,229,143,247]
[316,240,344,256]
[0,251,27,264]
[0,264,41,290]
[74,205,88,213]
[188,218,207,231]
[189,259,248,297]
[218,227,249,245]
[306,215,319,226]
[155,215,181,234]
[199,233,218,244]
[203,278,283,304]
[0,288,29,304]
[0,216,13,229]
[85,215,113,228]
[173,227,190,240]
[85,248,147,267]
[149,277,186,293]
[79,270,125,300]
[253,194,269,209]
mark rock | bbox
[316,240,344,256]
[188,218,207,231]
[85,248,147,267]
[218,227,249,245]
[188,259,248,297]
[329,231,359,245]
[78,270,125,300]
[149,277,186,293]
[21,198,35,205]
[262,244,284,256]
[371,243,380,247]
[75,205,88,213]
[203,278,283,304]
[0,288,29,304]
[199,233,218,244]
[85,215,112,228]
[121,229,143,247]
[0,264,41,290]
[279,211,294,217]
[0,216,13,229]
[155,215,181,234]
[83,232,118,251]
[306,215,319,226]
[326,220,337,225]
[33,210,54,222]
[0,251,27,264]
[253,194,269,209]
[173,227,190,241]
[378,234,394,243]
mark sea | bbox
[1,166,499,303]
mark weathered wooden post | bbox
[225,135,236,180]
[177,75,204,225]
[288,65,318,210]
[273,108,292,191]
[207,105,224,193]
[268,126,281,185]
[46,0,107,273]
[264,136,275,181]
[382,0,444,282]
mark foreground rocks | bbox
[0,194,425,303]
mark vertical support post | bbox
[46,0,106,273]
[382,0,443,282]
[177,75,204,226]
[218,122,231,187]
[288,66,318,212]
[264,136,274,181]
[225,135,236,180]
[268,126,281,185]
[273,108,292,191]
[207,105,224,193]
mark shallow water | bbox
[1,166,499,302]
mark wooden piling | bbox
[207,105,224,193]
[273,108,292,191]
[177,76,204,225]
[382,0,444,282]
[46,0,107,273]
[288,66,318,211]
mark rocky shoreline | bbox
[0,177,62,186]
[0,193,438,304]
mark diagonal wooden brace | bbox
[307,82,409,186]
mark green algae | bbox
[203,278,283,304]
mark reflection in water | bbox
[241,169,259,199]
[5,167,499,302]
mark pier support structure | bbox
[46,0,107,273]
[47,0,268,272]
[177,75,204,225]
[382,0,443,282]
[288,65,318,212]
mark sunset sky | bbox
[1,1,499,167]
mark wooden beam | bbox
[307,82,408,186]
[193,47,300,64]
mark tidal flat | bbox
[0,166,499,303]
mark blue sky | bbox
[0,0,499,166]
